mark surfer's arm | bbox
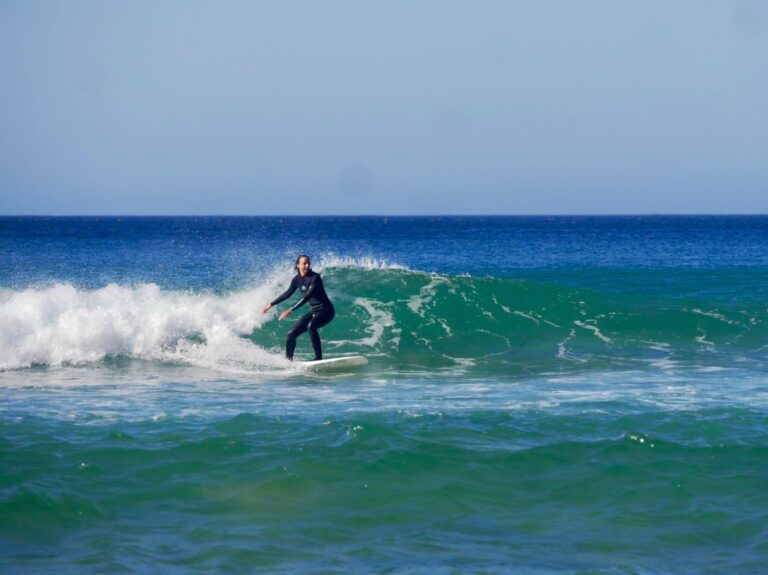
[264,277,298,311]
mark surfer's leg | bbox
[307,307,335,361]
[286,312,313,360]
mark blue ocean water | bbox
[2,216,768,574]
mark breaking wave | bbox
[3,259,768,375]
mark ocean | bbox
[1,216,767,574]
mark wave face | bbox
[3,263,767,375]
[322,266,768,375]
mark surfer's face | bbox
[297,257,310,276]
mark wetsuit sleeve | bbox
[290,274,322,312]
[270,276,299,306]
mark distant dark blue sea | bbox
[2,216,767,574]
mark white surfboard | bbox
[300,355,368,371]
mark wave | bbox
[2,259,768,375]
[319,266,768,375]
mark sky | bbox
[1,1,767,215]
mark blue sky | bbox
[1,1,766,215]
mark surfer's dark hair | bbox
[295,254,311,272]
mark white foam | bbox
[514,310,560,328]
[514,310,540,324]
[694,329,716,352]
[649,358,681,371]
[407,275,447,317]
[0,282,287,372]
[493,296,512,314]
[690,308,737,325]
[333,297,395,348]
[574,320,613,345]
[556,329,587,363]
[437,318,453,337]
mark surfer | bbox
[262,255,335,361]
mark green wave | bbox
[253,267,768,375]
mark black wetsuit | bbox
[270,270,335,360]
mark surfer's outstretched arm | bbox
[272,279,299,306]
[262,277,299,313]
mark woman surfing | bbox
[262,255,335,361]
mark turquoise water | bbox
[2,216,768,573]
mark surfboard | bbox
[300,355,368,371]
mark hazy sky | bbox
[1,1,767,215]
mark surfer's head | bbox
[295,255,311,276]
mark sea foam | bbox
[0,281,283,371]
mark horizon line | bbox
[2,213,768,219]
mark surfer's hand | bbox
[262,304,272,313]
[279,309,292,320]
